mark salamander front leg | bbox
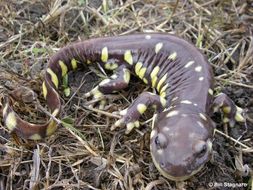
[213,93,245,127]
[112,92,166,134]
[84,65,131,109]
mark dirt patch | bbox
[0,0,252,189]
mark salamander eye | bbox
[199,144,207,155]
[154,134,167,149]
[155,136,160,147]
[194,140,207,156]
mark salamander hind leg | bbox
[213,93,245,127]
[112,92,166,134]
[84,65,131,110]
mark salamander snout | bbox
[150,113,214,181]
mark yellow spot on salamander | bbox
[152,77,158,88]
[135,62,143,76]
[157,149,164,155]
[111,74,117,79]
[134,121,140,128]
[166,110,179,117]
[137,104,147,114]
[99,79,111,86]
[105,62,118,70]
[236,106,243,114]
[199,113,207,121]
[29,134,42,140]
[126,122,135,133]
[64,87,71,97]
[195,66,202,72]
[199,77,204,81]
[185,61,194,68]
[114,118,123,127]
[208,88,213,95]
[5,112,17,131]
[150,66,160,79]
[145,35,151,40]
[160,91,166,98]
[123,68,130,83]
[235,112,245,122]
[42,81,47,99]
[223,106,231,114]
[46,120,57,136]
[180,100,192,104]
[46,68,59,88]
[160,97,167,107]
[171,96,178,102]
[157,73,167,92]
[143,78,148,84]
[223,117,229,123]
[93,88,103,99]
[120,108,128,116]
[197,121,205,129]
[168,52,177,60]
[155,42,163,53]
[59,60,68,76]
[71,59,78,70]
[160,83,169,94]
[101,47,108,62]
[138,67,147,79]
[52,108,60,117]
[124,50,133,65]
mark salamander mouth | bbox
[150,139,213,181]
[155,162,205,181]
[151,150,207,181]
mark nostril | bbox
[160,161,172,171]
[200,144,207,154]
[155,136,160,147]
[160,162,165,168]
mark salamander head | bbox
[150,111,214,181]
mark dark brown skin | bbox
[2,33,244,180]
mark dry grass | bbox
[0,0,253,189]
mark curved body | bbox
[3,33,221,180]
